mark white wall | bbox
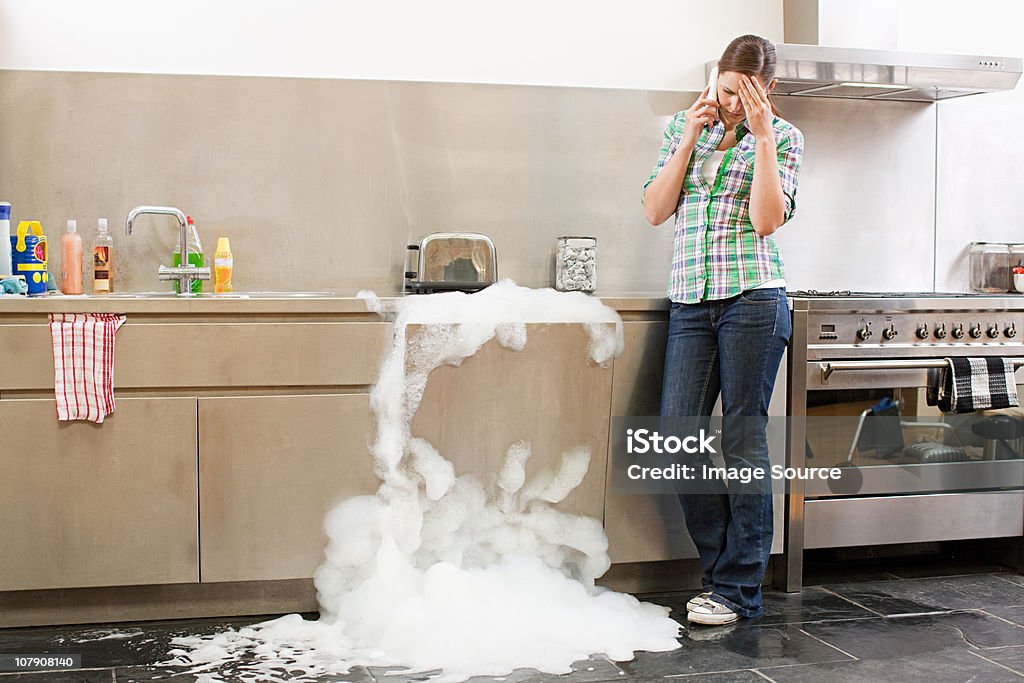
[895,0,1023,56]
[773,97,937,293]
[895,0,1024,292]
[813,0,1018,57]
[817,0,899,50]
[785,0,1024,293]
[0,0,782,91]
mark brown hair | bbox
[718,34,780,116]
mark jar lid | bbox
[970,242,1009,251]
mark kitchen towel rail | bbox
[820,358,1024,381]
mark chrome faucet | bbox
[125,205,211,295]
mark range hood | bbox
[708,43,1022,102]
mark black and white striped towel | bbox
[929,357,1019,414]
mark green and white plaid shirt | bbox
[644,112,803,303]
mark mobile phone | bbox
[706,66,719,103]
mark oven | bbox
[780,293,1024,591]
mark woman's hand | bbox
[681,85,719,147]
[738,75,774,140]
[742,75,787,236]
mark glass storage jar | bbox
[1010,243,1024,294]
[554,236,597,292]
[969,242,1010,293]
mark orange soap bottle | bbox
[214,237,233,293]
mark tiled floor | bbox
[3,557,1024,682]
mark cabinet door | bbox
[410,323,615,520]
[602,321,700,563]
[199,394,379,583]
[0,397,198,591]
[603,322,786,563]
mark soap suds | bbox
[159,281,679,682]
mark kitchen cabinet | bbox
[603,320,787,563]
[603,320,700,563]
[0,320,391,390]
[0,397,199,591]
[0,297,668,625]
[198,394,380,583]
[410,323,615,520]
[201,323,616,584]
[0,305,390,599]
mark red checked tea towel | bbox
[49,313,126,422]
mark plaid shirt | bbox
[644,112,803,303]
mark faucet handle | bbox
[158,265,211,281]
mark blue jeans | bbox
[660,287,791,618]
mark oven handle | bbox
[820,359,1024,381]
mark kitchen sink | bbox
[231,291,336,298]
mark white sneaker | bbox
[687,598,740,625]
[686,591,714,611]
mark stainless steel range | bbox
[781,292,1024,591]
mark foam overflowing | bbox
[159,281,679,682]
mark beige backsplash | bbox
[0,70,682,295]
[0,69,945,296]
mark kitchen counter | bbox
[0,293,383,315]
[0,291,671,315]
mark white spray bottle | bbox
[0,202,11,278]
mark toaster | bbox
[404,232,497,293]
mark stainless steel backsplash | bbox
[0,69,939,295]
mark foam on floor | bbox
[158,281,680,682]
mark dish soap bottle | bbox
[214,237,233,293]
[0,202,11,278]
[172,216,204,294]
[61,219,83,295]
[92,218,113,294]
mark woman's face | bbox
[716,71,774,125]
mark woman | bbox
[641,35,803,626]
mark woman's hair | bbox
[718,34,780,116]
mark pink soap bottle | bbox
[61,219,83,295]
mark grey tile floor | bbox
[3,556,1024,682]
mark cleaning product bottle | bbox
[61,219,83,295]
[214,237,233,293]
[92,218,113,294]
[13,220,48,295]
[0,202,11,278]
[172,215,204,294]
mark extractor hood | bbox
[707,43,1022,102]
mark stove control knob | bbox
[970,324,983,339]
[952,324,965,339]
[883,325,898,340]
[857,325,872,341]
[916,323,929,340]
[988,324,1001,339]
[934,323,947,339]
[1006,323,1017,338]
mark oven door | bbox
[800,358,1024,499]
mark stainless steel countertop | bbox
[0,291,671,315]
